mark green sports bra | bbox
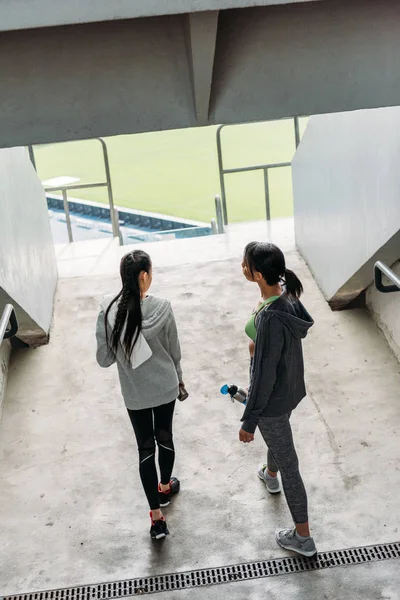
[245,296,280,342]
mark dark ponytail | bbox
[284,268,303,299]
[105,250,151,358]
[243,241,303,299]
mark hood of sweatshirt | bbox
[100,294,171,340]
[265,294,314,340]
[141,295,171,339]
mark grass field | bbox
[34,118,308,224]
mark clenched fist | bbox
[239,428,254,443]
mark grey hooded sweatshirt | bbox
[96,295,182,410]
[241,294,314,434]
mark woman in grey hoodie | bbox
[96,250,184,540]
[240,242,317,557]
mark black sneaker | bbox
[158,477,180,507]
[150,513,169,540]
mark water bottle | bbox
[220,384,247,405]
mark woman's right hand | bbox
[178,383,189,401]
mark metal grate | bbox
[3,541,400,599]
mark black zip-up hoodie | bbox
[241,294,314,434]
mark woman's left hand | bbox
[239,428,254,443]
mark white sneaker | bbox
[257,464,282,494]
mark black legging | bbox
[258,412,308,524]
[127,400,176,510]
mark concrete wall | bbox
[1,0,400,146]
[0,341,11,421]
[0,0,323,31]
[0,147,58,345]
[292,106,400,308]
[0,17,195,147]
[209,0,400,124]
[367,262,400,361]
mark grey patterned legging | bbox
[258,412,309,524]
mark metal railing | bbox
[214,195,225,234]
[216,117,302,225]
[374,261,400,293]
[0,304,18,344]
[29,138,121,244]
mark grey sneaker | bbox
[257,464,282,494]
[276,527,317,557]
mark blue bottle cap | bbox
[220,384,229,395]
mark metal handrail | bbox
[216,116,302,225]
[214,195,225,234]
[374,261,400,293]
[28,138,121,244]
[0,304,18,344]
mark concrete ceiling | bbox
[0,0,324,32]
[1,0,399,147]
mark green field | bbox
[34,118,308,224]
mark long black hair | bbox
[243,242,303,298]
[105,250,152,358]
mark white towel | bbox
[100,294,152,369]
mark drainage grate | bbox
[3,541,400,599]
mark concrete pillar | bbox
[0,147,58,346]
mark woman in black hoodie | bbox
[240,242,316,557]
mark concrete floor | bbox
[54,219,295,278]
[1,221,400,597]
[149,561,400,600]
